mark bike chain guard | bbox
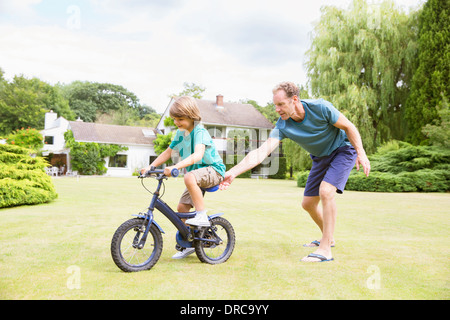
[174,213,225,249]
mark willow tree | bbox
[306,0,420,153]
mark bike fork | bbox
[135,212,153,249]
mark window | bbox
[149,156,158,165]
[109,155,127,168]
[44,136,54,145]
[205,125,224,139]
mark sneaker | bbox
[172,247,195,259]
[186,210,210,227]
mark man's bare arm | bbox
[333,114,371,176]
[220,137,280,189]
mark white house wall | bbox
[41,117,69,154]
[105,144,157,177]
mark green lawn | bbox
[0,176,449,299]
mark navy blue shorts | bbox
[304,146,357,196]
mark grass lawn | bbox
[0,176,449,300]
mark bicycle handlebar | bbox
[139,167,179,178]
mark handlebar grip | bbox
[171,168,179,177]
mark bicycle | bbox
[111,167,236,272]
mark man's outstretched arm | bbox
[220,137,280,190]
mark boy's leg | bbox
[184,172,205,211]
[184,167,223,227]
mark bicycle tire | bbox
[111,218,163,272]
[194,216,235,264]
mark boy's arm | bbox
[164,144,206,176]
[220,137,280,189]
[140,147,172,174]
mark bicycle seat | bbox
[201,185,219,193]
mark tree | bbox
[169,82,205,99]
[305,0,420,153]
[422,94,449,148]
[0,75,74,135]
[243,99,279,125]
[404,0,449,144]
[60,81,141,123]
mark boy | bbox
[141,96,225,258]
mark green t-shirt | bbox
[169,124,225,176]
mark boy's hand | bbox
[140,166,150,175]
[164,165,176,177]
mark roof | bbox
[196,98,274,129]
[159,97,274,130]
[69,121,156,146]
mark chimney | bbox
[45,110,57,129]
[216,94,224,109]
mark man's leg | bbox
[302,195,337,246]
[302,195,322,230]
[301,181,336,262]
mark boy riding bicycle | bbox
[141,96,225,259]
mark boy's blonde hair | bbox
[170,96,202,121]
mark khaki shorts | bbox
[179,167,224,207]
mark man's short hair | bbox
[272,82,299,99]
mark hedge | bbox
[297,169,449,193]
[297,142,450,193]
[0,144,57,208]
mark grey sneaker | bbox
[172,247,195,259]
[186,211,210,227]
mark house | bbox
[41,111,157,177]
[41,110,71,171]
[157,95,276,177]
[41,94,276,177]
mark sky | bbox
[0,0,424,113]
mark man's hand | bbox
[219,171,236,190]
[355,153,371,177]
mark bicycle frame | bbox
[134,172,223,249]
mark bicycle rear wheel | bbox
[194,216,235,264]
[111,218,163,272]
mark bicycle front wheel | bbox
[111,218,163,272]
[194,216,235,264]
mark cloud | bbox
[0,0,426,113]
[173,1,311,67]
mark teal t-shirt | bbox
[169,124,226,176]
[269,99,351,157]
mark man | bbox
[220,82,370,262]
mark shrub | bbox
[346,170,449,193]
[64,130,127,175]
[225,155,251,178]
[297,141,450,193]
[296,170,309,188]
[269,156,287,179]
[6,127,43,153]
[0,144,57,208]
